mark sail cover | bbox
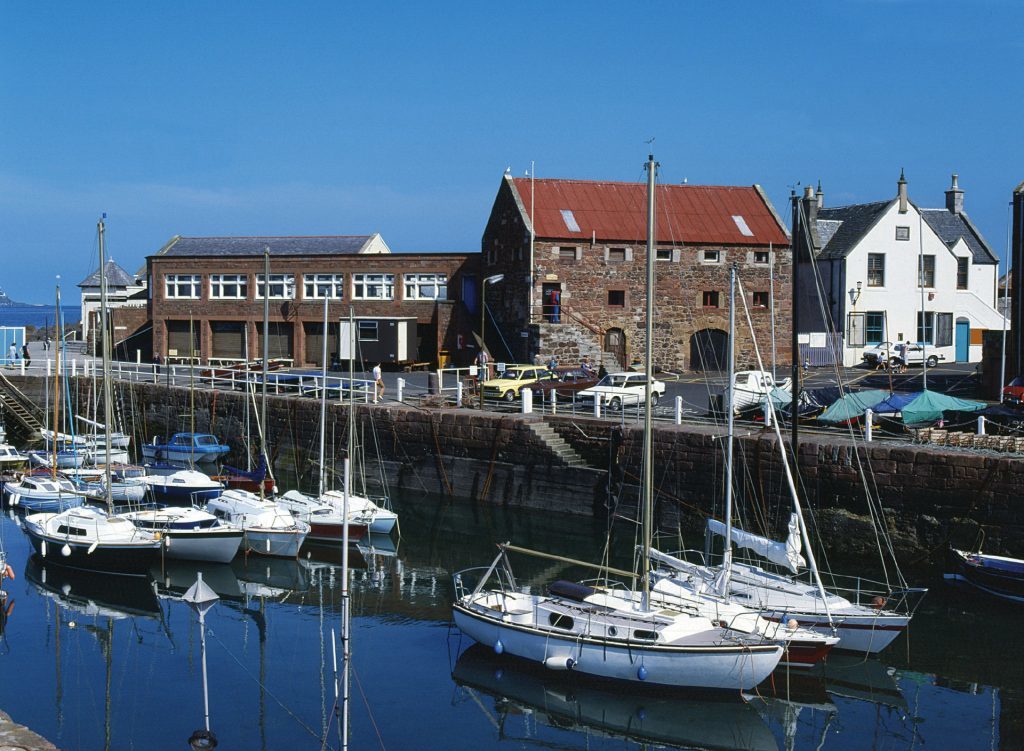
[707,513,806,573]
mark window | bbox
[865,312,885,344]
[935,312,953,347]
[752,291,769,308]
[918,255,935,288]
[655,248,672,261]
[917,311,934,344]
[753,251,770,264]
[702,290,720,308]
[165,274,201,299]
[210,274,247,299]
[895,226,911,241]
[867,254,885,287]
[403,273,447,301]
[548,613,574,630]
[702,250,721,263]
[956,257,969,290]
[358,320,378,341]
[304,273,344,299]
[608,247,627,263]
[558,246,577,260]
[353,273,395,300]
[256,273,296,299]
[608,290,625,307]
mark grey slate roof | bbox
[815,200,893,260]
[77,259,137,288]
[920,209,998,264]
[157,235,375,258]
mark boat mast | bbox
[51,279,61,478]
[317,293,329,496]
[261,247,270,487]
[98,216,114,511]
[718,263,737,600]
[641,153,657,610]
[347,305,354,497]
[790,191,802,459]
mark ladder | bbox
[0,371,44,435]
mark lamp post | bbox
[480,274,504,409]
[848,280,862,308]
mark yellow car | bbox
[482,365,557,402]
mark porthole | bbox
[608,626,618,637]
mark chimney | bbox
[945,173,964,215]
[816,179,824,209]
[898,169,908,213]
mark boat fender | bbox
[493,639,504,655]
[637,665,648,681]
[871,596,887,609]
[9,495,17,507]
[3,564,14,580]
[266,538,271,553]
[61,544,72,557]
[544,656,575,671]
[40,541,47,557]
[787,618,799,631]
[87,541,98,555]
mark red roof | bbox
[509,177,788,246]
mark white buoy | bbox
[61,544,71,557]
[41,540,47,557]
[543,655,575,671]
[87,541,99,555]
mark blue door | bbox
[955,318,970,362]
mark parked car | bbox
[529,369,600,401]
[1002,376,1024,406]
[862,342,942,368]
[481,365,557,402]
[578,372,666,410]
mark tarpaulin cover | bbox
[898,390,986,425]
[816,389,890,423]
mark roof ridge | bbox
[178,234,372,240]
[511,176,757,191]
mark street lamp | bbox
[848,280,862,308]
[480,274,504,408]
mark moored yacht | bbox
[277,489,371,542]
[4,473,84,512]
[122,506,243,563]
[206,488,309,558]
[141,469,223,506]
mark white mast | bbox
[97,216,113,512]
[716,263,737,600]
[641,153,657,609]
[317,293,329,496]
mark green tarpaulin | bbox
[900,390,985,425]
[816,390,890,423]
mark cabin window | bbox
[210,274,248,299]
[752,291,769,308]
[165,274,201,299]
[56,525,87,537]
[702,290,720,308]
[867,254,885,287]
[403,273,448,301]
[548,613,574,630]
[633,629,658,641]
[353,273,395,300]
[256,273,296,300]
[895,226,911,241]
[304,273,345,299]
[918,255,935,288]
[956,257,969,290]
[607,290,625,307]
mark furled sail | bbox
[707,513,806,573]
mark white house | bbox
[796,173,1005,367]
[77,258,147,344]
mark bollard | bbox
[978,415,986,436]
[550,388,557,415]
[865,408,873,442]
[764,401,772,428]
[675,395,683,425]
[522,387,533,414]
[397,377,405,403]
[72,359,77,377]
[593,394,602,419]
[456,380,463,408]
[47,359,52,377]
[136,349,141,365]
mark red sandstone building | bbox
[147,234,479,368]
[480,173,792,371]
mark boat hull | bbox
[762,611,907,654]
[24,529,160,576]
[453,604,782,691]
[945,549,1024,604]
[306,520,368,543]
[147,484,223,506]
[241,529,306,558]
[160,528,243,564]
[3,486,85,512]
[141,447,225,463]
[368,512,398,535]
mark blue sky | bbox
[1,2,1020,303]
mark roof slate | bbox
[508,177,788,246]
[77,259,137,288]
[920,209,998,264]
[157,235,375,258]
[815,201,893,260]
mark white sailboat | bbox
[207,488,309,558]
[453,155,784,690]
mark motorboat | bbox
[945,547,1024,604]
[277,489,371,542]
[21,505,161,575]
[3,473,84,512]
[319,489,397,535]
[141,433,230,464]
[0,444,29,470]
[122,506,243,563]
[141,469,223,506]
[206,488,309,558]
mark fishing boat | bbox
[141,433,230,464]
[945,547,1024,604]
[453,156,784,691]
[122,506,243,564]
[141,468,223,506]
[0,444,29,470]
[206,488,309,558]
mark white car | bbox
[578,372,666,410]
[862,342,941,368]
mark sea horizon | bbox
[0,303,82,329]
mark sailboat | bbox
[452,156,784,690]
[21,217,162,575]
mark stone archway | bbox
[604,328,626,370]
[689,328,728,371]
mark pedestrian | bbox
[153,352,162,374]
[875,349,888,371]
[22,343,30,367]
[372,363,384,403]
[580,356,595,377]
[550,288,561,323]
[476,348,491,381]
[7,343,15,365]
[547,355,558,375]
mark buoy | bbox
[871,596,887,610]
[493,639,504,655]
[637,665,648,681]
[787,618,799,631]
[61,544,71,557]
[543,656,575,671]
[87,541,98,555]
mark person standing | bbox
[476,348,491,381]
[21,343,30,368]
[372,363,384,403]
[8,342,15,365]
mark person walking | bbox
[8,342,15,365]
[372,363,384,403]
[21,343,30,368]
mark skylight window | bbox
[560,209,581,233]
[732,215,754,237]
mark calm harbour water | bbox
[0,490,1018,751]
[0,304,82,330]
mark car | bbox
[862,342,942,368]
[1003,376,1024,406]
[528,369,600,400]
[481,365,557,402]
[577,372,666,410]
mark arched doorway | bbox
[689,328,728,371]
[604,328,626,370]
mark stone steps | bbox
[528,421,588,467]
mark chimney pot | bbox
[898,169,908,214]
[946,172,964,215]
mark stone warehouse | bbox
[479,172,793,371]
[147,234,481,368]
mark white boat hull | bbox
[760,610,908,654]
[161,529,243,564]
[240,529,306,558]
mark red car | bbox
[529,369,600,401]
[1002,376,1024,406]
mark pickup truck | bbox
[578,372,666,410]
